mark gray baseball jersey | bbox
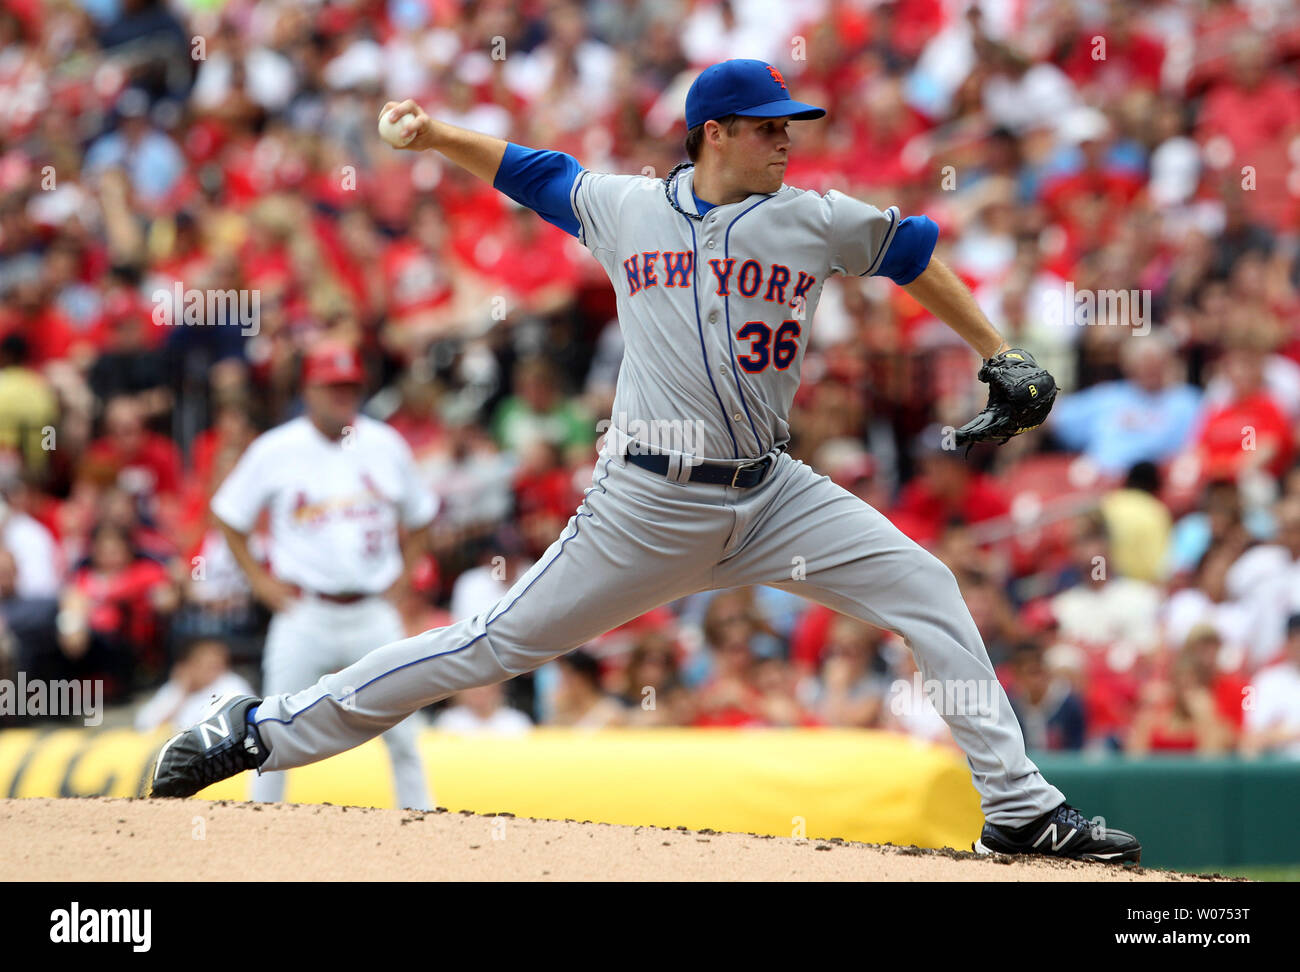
[572,166,898,460]
[249,157,1065,827]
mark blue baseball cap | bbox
[685,59,826,131]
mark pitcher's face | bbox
[718,116,791,195]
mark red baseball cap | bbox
[302,342,365,386]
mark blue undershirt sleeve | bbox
[491,142,583,238]
[875,215,939,284]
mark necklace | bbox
[664,161,704,221]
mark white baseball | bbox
[378,109,418,148]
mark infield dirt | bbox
[0,797,1235,881]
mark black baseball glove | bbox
[954,348,1057,449]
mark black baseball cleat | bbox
[974,802,1142,864]
[149,693,270,798]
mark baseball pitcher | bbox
[153,60,1138,862]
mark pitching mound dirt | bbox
[0,798,1228,881]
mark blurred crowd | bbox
[1,0,1299,756]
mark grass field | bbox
[1203,865,1300,881]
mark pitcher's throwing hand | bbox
[378,100,437,152]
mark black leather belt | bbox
[624,447,783,488]
[289,586,370,605]
[314,591,368,605]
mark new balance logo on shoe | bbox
[1032,823,1078,852]
[198,715,231,749]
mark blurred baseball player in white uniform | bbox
[210,342,434,809]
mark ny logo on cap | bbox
[768,66,787,90]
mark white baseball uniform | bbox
[212,414,435,809]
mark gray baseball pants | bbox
[252,447,1064,825]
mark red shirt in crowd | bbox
[1139,668,1247,751]
[381,238,455,319]
[513,465,576,522]
[1195,391,1294,480]
[310,213,374,316]
[0,304,78,365]
[889,472,1010,545]
[85,434,183,500]
[386,407,445,459]
[691,681,771,728]
[1198,74,1300,161]
[1058,30,1164,92]
[456,216,582,303]
[239,236,293,294]
[186,426,230,491]
[1212,673,1248,730]
[1040,168,1144,253]
[790,603,837,672]
[842,110,930,190]
[1083,655,1141,742]
[72,558,171,648]
[1145,724,1199,752]
[1197,74,1300,229]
